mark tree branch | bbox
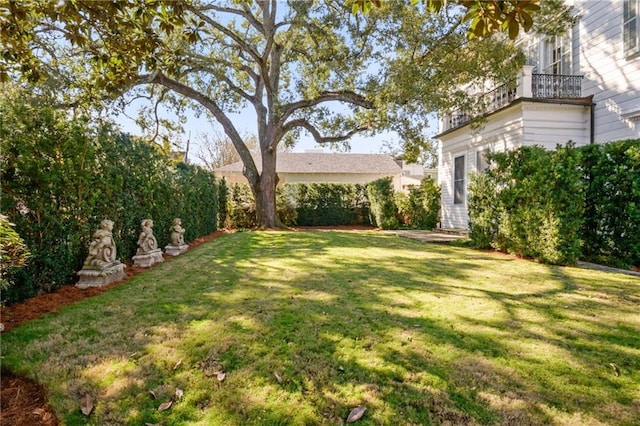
[188,7,262,65]
[279,91,373,126]
[198,4,265,34]
[281,118,368,144]
[137,71,259,183]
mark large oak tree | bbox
[2,0,540,227]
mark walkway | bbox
[384,229,468,243]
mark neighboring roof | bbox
[215,152,402,175]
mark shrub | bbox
[288,183,369,226]
[0,88,218,303]
[276,186,298,226]
[402,178,441,229]
[467,144,583,265]
[580,140,640,268]
[468,171,498,248]
[218,178,229,228]
[228,183,257,228]
[367,177,399,230]
[0,215,30,291]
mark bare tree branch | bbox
[137,71,259,183]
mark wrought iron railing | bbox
[441,73,583,132]
[485,82,518,111]
[531,73,583,98]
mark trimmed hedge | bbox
[366,177,399,230]
[0,91,218,304]
[581,140,640,268]
[468,144,584,265]
[468,140,640,267]
[226,183,370,227]
[284,183,370,226]
[225,180,440,230]
[396,177,441,229]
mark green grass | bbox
[2,231,639,425]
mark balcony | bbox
[440,65,584,133]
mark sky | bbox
[115,99,412,165]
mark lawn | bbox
[2,230,639,425]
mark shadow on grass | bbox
[2,231,639,425]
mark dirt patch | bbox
[1,371,58,426]
[0,229,228,426]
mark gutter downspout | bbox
[590,101,595,144]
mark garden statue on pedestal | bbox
[132,219,164,267]
[77,219,125,288]
[164,218,188,256]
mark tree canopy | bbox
[349,0,541,40]
[1,0,542,227]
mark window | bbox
[476,150,490,173]
[624,0,640,58]
[522,37,540,71]
[454,155,465,205]
[542,35,571,74]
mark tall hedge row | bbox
[225,183,371,227]
[366,177,400,230]
[282,183,370,226]
[0,92,218,304]
[468,140,640,267]
[224,180,440,230]
[581,140,640,268]
[396,177,441,229]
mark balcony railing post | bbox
[518,65,534,98]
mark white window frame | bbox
[624,0,640,59]
[453,155,465,205]
[542,34,572,75]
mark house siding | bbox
[439,102,591,229]
[578,0,640,142]
[437,0,639,230]
[280,172,402,190]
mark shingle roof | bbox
[215,152,402,175]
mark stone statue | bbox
[77,219,125,288]
[169,218,185,246]
[133,218,163,267]
[165,217,188,256]
[84,219,117,269]
[136,219,158,254]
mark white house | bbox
[215,152,424,192]
[437,0,640,229]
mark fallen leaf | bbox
[145,423,158,426]
[610,363,621,376]
[346,405,366,423]
[217,371,226,382]
[173,359,183,370]
[149,390,157,399]
[274,371,282,383]
[80,394,94,416]
[175,388,184,399]
[158,400,173,412]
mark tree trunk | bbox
[253,149,280,228]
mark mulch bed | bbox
[0,230,228,426]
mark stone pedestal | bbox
[76,262,126,289]
[164,243,188,256]
[132,249,164,268]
